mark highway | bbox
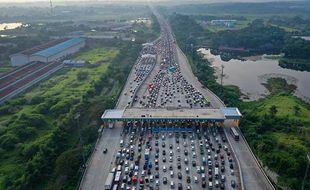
[80,5,274,190]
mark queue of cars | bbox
[105,122,238,190]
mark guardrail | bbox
[236,127,276,190]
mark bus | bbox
[104,173,115,190]
[230,127,239,141]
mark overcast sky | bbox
[0,0,303,2]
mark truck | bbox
[105,173,115,190]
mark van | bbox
[120,140,124,147]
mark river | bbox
[198,48,310,103]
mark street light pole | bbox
[301,153,310,190]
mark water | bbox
[198,48,310,102]
[0,23,23,31]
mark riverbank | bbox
[198,48,310,104]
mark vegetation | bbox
[169,13,310,190]
[75,48,119,64]
[0,40,141,190]
[169,14,240,106]
[240,81,310,189]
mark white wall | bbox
[29,55,48,63]
[10,54,29,67]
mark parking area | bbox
[103,122,240,190]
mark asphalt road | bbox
[80,6,274,190]
[80,126,123,190]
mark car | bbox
[170,171,174,177]
[177,156,181,161]
[178,172,182,179]
[170,151,174,156]
[230,163,234,169]
[103,148,108,154]
[221,175,225,182]
[163,177,168,184]
[184,150,188,156]
[169,164,173,170]
[155,172,159,178]
[220,183,225,190]
[184,158,188,164]
[192,160,196,167]
[177,162,182,169]
[202,181,206,188]
[178,183,183,190]
[169,144,173,149]
[163,157,166,162]
[186,185,191,190]
[185,167,189,174]
[231,180,236,188]
[155,180,160,186]
[162,142,166,148]
[194,176,198,183]
[231,169,234,175]
[163,150,166,156]
[171,181,175,189]
[163,165,167,172]
[186,176,191,183]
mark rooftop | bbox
[15,38,68,56]
[32,38,85,58]
[101,107,241,121]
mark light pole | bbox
[301,153,310,190]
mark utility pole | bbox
[49,0,54,15]
[220,64,224,94]
[301,153,310,190]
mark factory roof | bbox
[13,38,68,56]
[32,38,85,58]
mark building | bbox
[63,60,86,67]
[210,20,237,28]
[10,38,86,66]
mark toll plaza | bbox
[101,107,242,128]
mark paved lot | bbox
[113,124,240,190]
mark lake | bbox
[198,48,310,103]
[0,22,23,31]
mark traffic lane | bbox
[224,125,274,190]
[80,126,122,190]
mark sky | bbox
[0,0,303,2]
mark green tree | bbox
[293,105,301,116]
[269,105,278,117]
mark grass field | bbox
[74,48,119,64]
[0,47,119,188]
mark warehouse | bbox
[10,38,85,66]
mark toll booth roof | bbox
[221,107,242,119]
[101,108,233,121]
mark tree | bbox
[269,105,278,117]
[293,105,301,116]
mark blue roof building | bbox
[32,38,85,58]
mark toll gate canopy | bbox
[101,107,241,122]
